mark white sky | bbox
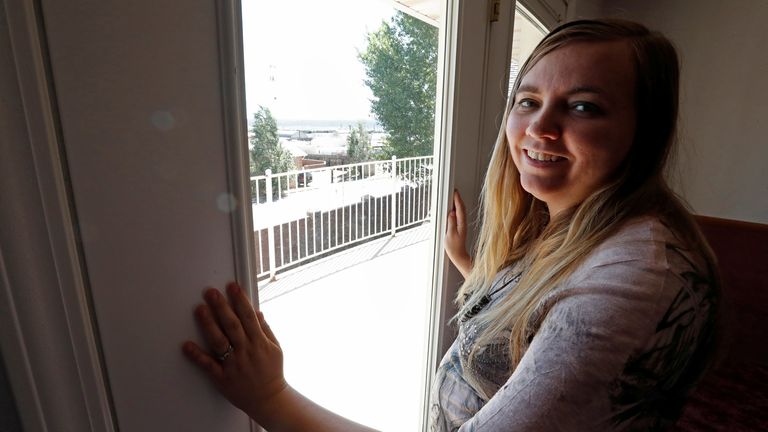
[241,0,396,122]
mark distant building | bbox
[289,130,312,141]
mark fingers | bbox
[446,209,456,234]
[453,190,466,234]
[225,282,260,342]
[256,311,280,347]
[202,288,248,349]
[182,341,224,381]
[195,303,233,359]
[446,190,466,238]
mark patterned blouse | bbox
[429,216,718,431]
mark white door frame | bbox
[421,0,518,429]
[1,0,115,430]
[1,0,257,430]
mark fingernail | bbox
[206,289,218,301]
[227,282,239,295]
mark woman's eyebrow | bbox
[516,84,539,94]
[566,86,607,97]
[516,84,608,97]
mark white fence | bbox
[251,156,434,281]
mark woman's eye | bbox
[516,98,537,109]
[572,102,602,114]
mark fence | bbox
[251,156,434,281]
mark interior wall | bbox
[568,0,768,224]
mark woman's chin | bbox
[520,177,560,203]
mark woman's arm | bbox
[182,283,379,432]
[445,190,472,278]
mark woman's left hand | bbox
[182,282,287,420]
[445,190,472,278]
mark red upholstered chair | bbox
[674,216,768,431]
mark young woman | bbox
[182,19,718,431]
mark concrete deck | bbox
[258,222,435,431]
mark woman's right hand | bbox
[182,283,376,432]
[183,284,380,432]
[445,190,472,278]
[182,282,287,422]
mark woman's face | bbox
[506,41,637,216]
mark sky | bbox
[241,0,396,122]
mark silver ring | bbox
[217,344,234,361]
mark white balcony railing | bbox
[251,155,434,281]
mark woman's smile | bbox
[523,149,567,164]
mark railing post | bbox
[390,155,397,237]
[265,169,277,281]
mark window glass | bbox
[509,4,548,94]
[241,1,444,429]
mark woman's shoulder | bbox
[581,214,696,271]
[561,214,714,311]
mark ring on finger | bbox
[217,344,234,362]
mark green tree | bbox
[346,122,373,162]
[359,12,438,158]
[249,106,293,176]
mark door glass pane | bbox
[241,1,443,430]
[509,4,548,94]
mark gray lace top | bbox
[429,216,717,431]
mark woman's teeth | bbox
[526,150,563,162]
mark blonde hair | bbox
[457,19,718,383]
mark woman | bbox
[182,19,718,431]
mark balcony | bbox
[251,157,436,430]
[251,156,434,281]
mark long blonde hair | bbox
[457,19,718,376]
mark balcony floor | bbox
[258,222,435,431]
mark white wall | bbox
[569,0,768,224]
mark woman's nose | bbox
[526,109,561,140]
